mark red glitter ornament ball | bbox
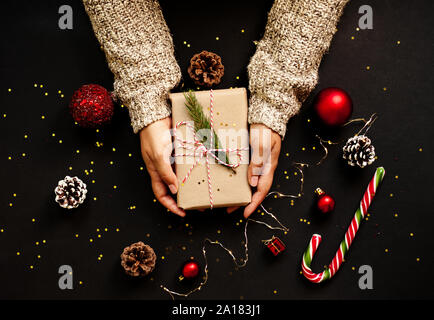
[314,87,353,126]
[182,261,200,279]
[69,84,114,128]
[315,188,335,214]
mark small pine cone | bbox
[54,176,87,209]
[120,242,156,277]
[188,50,224,87]
[343,135,376,168]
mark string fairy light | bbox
[315,113,377,165]
[161,162,305,299]
[161,114,378,299]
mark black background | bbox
[0,0,433,300]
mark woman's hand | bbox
[227,123,281,218]
[140,117,185,217]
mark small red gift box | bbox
[264,236,285,256]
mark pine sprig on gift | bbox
[183,91,235,173]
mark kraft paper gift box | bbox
[170,88,252,210]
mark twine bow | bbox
[173,89,249,209]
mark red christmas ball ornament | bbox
[313,87,353,126]
[181,260,200,280]
[69,84,114,128]
[315,188,335,214]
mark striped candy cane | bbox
[301,167,385,283]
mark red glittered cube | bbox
[265,236,285,256]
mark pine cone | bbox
[54,176,87,209]
[188,51,224,87]
[343,135,376,168]
[120,242,156,277]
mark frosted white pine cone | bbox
[54,176,87,209]
[342,135,376,168]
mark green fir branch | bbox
[183,91,235,174]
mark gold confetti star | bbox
[216,36,220,40]
[366,66,370,70]
[41,115,45,119]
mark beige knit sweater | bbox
[83,0,349,137]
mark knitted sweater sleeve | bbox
[248,0,349,137]
[82,0,181,133]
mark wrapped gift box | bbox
[170,88,251,210]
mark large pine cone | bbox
[188,51,224,87]
[54,176,87,209]
[343,135,376,168]
[120,242,156,277]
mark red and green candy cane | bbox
[301,167,385,283]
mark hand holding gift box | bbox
[170,88,252,210]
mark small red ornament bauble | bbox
[69,84,114,128]
[315,188,335,214]
[182,261,200,279]
[314,87,353,126]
